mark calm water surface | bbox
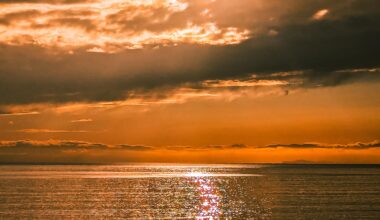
[0,164,379,219]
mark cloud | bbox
[0,1,94,3]
[15,129,89,133]
[0,140,155,162]
[0,140,379,163]
[0,140,155,151]
[0,140,154,161]
[264,141,380,150]
[0,140,245,160]
[0,0,249,52]
[70,118,93,123]
[207,144,248,149]
[117,144,155,151]
[312,9,329,20]
[166,144,249,151]
[0,111,40,116]
[0,0,379,106]
[0,140,106,149]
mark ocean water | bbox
[0,164,379,219]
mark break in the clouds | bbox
[0,0,379,106]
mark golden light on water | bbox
[187,172,221,219]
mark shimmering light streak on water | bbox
[191,173,221,219]
[0,164,379,219]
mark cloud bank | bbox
[264,141,380,150]
[0,0,379,106]
[0,139,379,163]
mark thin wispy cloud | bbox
[15,129,89,133]
[264,141,380,150]
[0,111,40,116]
[70,118,93,123]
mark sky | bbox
[0,0,379,164]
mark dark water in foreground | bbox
[0,164,379,219]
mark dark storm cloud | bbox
[0,0,379,105]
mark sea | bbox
[0,164,379,219]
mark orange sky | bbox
[0,0,379,164]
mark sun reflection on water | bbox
[188,172,222,220]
